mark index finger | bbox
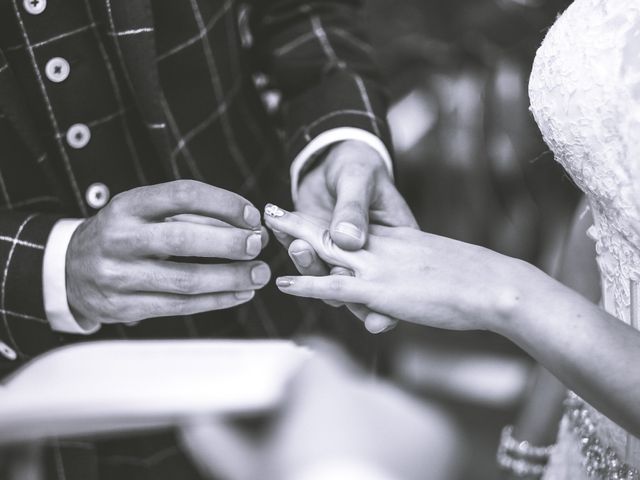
[113,180,261,229]
[264,204,352,267]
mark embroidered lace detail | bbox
[529,0,640,477]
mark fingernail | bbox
[366,317,398,334]
[367,323,386,334]
[291,250,313,268]
[265,203,285,218]
[246,231,262,256]
[251,264,271,285]
[276,277,294,288]
[244,205,261,227]
[334,222,364,241]
[235,290,255,300]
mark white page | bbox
[0,340,311,444]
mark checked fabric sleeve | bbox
[0,53,67,372]
[249,0,393,167]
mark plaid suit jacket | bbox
[0,0,391,478]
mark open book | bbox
[0,340,311,445]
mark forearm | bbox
[496,267,640,436]
[506,196,596,452]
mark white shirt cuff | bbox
[43,219,100,335]
[290,127,394,203]
[288,460,401,480]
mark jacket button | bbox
[45,57,70,83]
[23,0,46,15]
[0,341,17,361]
[66,123,91,149]
[86,183,110,209]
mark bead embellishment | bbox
[265,204,285,218]
[565,392,639,479]
[497,425,553,477]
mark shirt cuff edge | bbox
[290,127,393,203]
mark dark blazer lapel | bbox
[103,0,174,176]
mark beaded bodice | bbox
[529,0,640,477]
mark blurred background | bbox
[361,0,576,478]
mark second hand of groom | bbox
[65,180,270,329]
[272,140,419,334]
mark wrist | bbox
[44,218,99,334]
[484,259,552,337]
[328,140,389,181]
[64,219,95,329]
[290,129,393,203]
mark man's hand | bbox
[66,180,271,326]
[275,140,417,333]
[297,140,417,248]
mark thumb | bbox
[179,418,258,480]
[330,171,373,250]
[364,311,399,334]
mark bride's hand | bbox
[264,204,537,332]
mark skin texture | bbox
[274,140,418,333]
[66,180,271,326]
[264,204,640,437]
[266,206,525,331]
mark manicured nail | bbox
[251,264,271,285]
[265,203,285,218]
[291,250,313,268]
[276,277,294,288]
[244,205,261,227]
[246,231,262,256]
[334,222,364,241]
[235,290,255,300]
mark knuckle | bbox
[327,276,345,294]
[170,296,189,316]
[129,227,151,251]
[172,273,197,294]
[107,192,125,211]
[147,299,167,317]
[107,191,132,216]
[164,228,188,253]
[109,269,128,289]
[100,225,118,245]
[94,260,120,284]
[227,265,250,289]
[209,296,224,310]
[170,180,199,207]
[117,298,139,321]
[213,187,242,210]
[105,227,136,252]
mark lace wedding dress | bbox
[529,0,640,478]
